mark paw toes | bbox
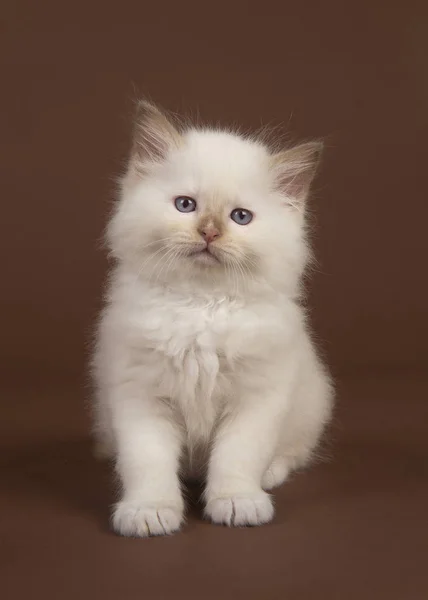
[113,502,183,537]
[205,493,274,527]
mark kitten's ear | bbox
[271,141,323,206]
[131,100,182,167]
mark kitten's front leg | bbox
[205,393,285,527]
[112,394,184,537]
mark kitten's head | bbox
[108,100,322,295]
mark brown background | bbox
[1,1,427,599]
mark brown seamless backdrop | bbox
[2,1,427,383]
[1,1,427,599]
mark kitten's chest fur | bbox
[133,290,245,442]
[122,280,289,445]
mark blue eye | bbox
[230,208,253,225]
[174,196,196,213]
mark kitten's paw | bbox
[205,491,274,527]
[262,457,290,490]
[112,501,184,537]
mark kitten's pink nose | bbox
[199,226,220,244]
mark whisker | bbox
[131,244,171,290]
[149,246,179,284]
[138,236,176,251]
[156,246,183,283]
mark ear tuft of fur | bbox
[270,141,323,206]
[131,99,182,168]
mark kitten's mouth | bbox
[189,246,220,264]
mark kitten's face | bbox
[109,102,321,293]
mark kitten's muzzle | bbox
[198,225,221,244]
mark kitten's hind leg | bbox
[261,448,314,491]
[261,456,290,491]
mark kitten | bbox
[92,100,334,536]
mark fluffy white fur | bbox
[92,101,333,537]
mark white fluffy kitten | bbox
[93,100,333,537]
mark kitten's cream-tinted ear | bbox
[271,141,323,206]
[132,100,182,167]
